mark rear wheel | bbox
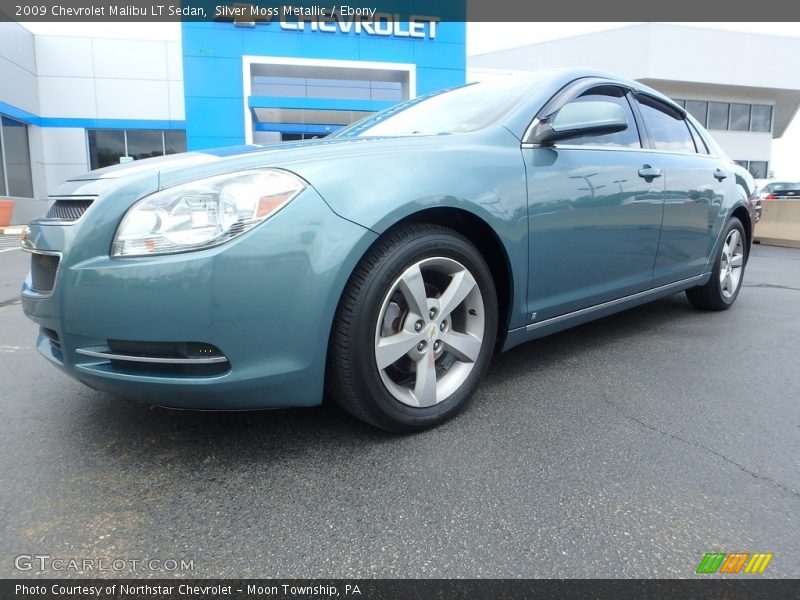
[686,217,746,310]
[327,224,498,432]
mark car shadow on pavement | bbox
[486,292,699,384]
[67,293,702,462]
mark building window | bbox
[707,102,730,130]
[734,160,769,179]
[729,103,751,132]
[126,130,166,161]
[246,59,413,143]
[252,76,404,103]
[164,130,186,154]
[87,130,125,169]
[751,105,772,132]
[0,116,34,198]
[279,133,329,141]
[87,129,186,170]
[747,160,768,179]
[674,99,773,134]
[685,100,708,127]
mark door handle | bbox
[714,169,728,181]
[638,165,662,181]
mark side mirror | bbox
[530,100,629,146]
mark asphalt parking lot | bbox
[0,240,798,578]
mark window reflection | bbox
[1,116,34,198]
[87,130,187,169]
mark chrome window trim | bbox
[520,143,723,160]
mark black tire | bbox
[326,223,498,433]
[686,217,747,311]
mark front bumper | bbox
[21,187,377,409]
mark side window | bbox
[555,86,641,148]
[687,121,710,155]
[636,95,696,154]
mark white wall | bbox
[0,25,186,220]
[35,128,89,192]
[28,33,184,210]
[470,24,800,91]
[34,34,184,122]
[469,24,651,79]
[0,23,43,221]
[710,131,773,164]
[0,22,38,115]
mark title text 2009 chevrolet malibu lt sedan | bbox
[21,69,757,432]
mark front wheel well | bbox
[389,208,512,347]
[731,205,752,257]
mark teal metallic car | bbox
[21,69,757,432]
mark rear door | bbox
[634,94,731,284]
[523,83,665,322]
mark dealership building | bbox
[469,23,800,182]
[0,18,465,222]
[2,21,800,224]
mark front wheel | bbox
[327,224,498,432]
[686,217,747,310]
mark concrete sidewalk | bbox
[0,233,23,251]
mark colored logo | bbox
[696,552,773,574]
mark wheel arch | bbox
[398,207,513,348]
[731,204,752,259]
[332,207,514,350]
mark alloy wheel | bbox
[720,229,744,299]
[374,257,485,408]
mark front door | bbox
[523,85,665,323]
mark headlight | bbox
[111,169,306,257]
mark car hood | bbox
[62,135,463,190]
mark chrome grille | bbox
[44,199,93,222]
[30,253,60,294]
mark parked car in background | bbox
[21,69,757,432]
[763,182,800,200]
[758,180,798,199]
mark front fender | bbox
[289,129,530,330]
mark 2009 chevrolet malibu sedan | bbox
[21,69,757,432]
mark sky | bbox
[21,21,800,178]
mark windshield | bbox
[336,76,542,138]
